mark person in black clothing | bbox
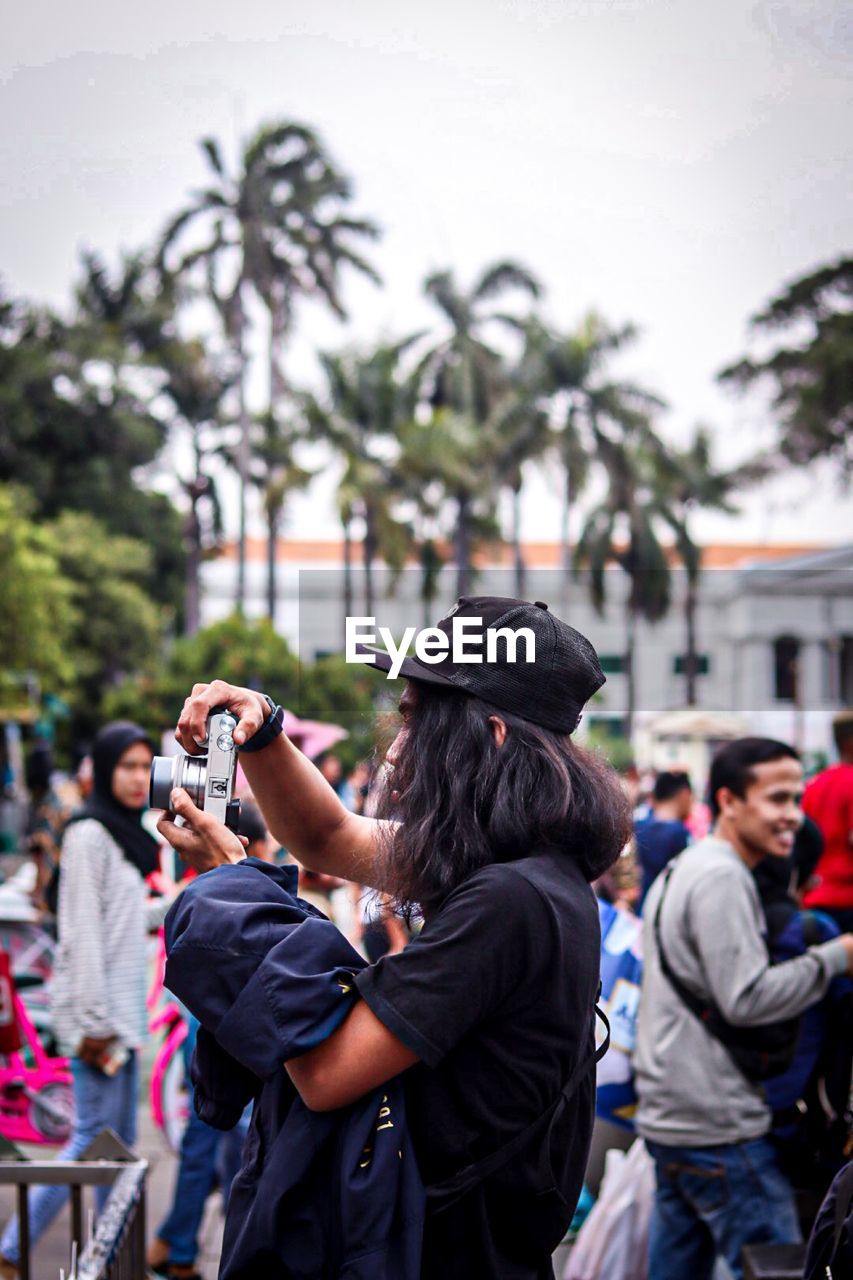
[634,769,693,908]
[158,597,632,1279]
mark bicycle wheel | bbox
[153,1028,190,1153]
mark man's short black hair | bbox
[833,710,853,754]
[653,770,692,803]
[708,737,800,819]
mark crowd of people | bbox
[0,595,850,1280]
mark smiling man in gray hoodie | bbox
[634,737,853,1280]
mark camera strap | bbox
[426,997,610,1216]
[653,863,799,1082]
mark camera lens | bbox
[175,754,207,808]
[149,753,208,810]
[149,756,177,810]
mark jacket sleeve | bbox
[57,821,113,1040]
[688,866,849,1026]
[164,864,366,1078]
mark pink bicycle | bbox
[148,930,189,1152]
[0,976,74,1146]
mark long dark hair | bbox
[375,684,631,919]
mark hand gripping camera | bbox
[149,708,242,832]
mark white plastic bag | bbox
[564,1138,655,1280]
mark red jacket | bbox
[803,764,853,910]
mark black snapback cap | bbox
[357,596,605,734]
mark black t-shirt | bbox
[356,849,601,1279]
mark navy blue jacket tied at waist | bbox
[163,858,425,1280]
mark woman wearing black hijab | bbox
[0,722,177,1279]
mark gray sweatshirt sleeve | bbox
[688,866,849,1027]
[58,822,113,1039]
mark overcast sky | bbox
[3,0,852,546]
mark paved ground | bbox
[0,1048,226,1280]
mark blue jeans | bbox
[0,1053,138,1266]
[646,1137,800,1280]
[156,1016,251,1266]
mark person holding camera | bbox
[157,596,632,1279]
[634,737,853,1280]
[0,721,180,1280]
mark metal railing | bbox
[0,1130,147,1280]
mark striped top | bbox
[50,819,173,1057]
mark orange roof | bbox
[216,538,829,569]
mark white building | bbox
[200,539,853,760]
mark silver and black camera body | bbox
[149,707,242,832]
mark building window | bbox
[673,654,710,676]
[773,635,800,702]
[586,715,628,739]
[841,636,853,705]
[598,654,625,674]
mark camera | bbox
[149,708,241,831]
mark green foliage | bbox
[104,614,299,739]
[0,285,186,613]
[103,615,380,766]
[0,487,76,700]
[583,725,636,773]
[719,256,853,485]
[294,654,379,769]
[47,510,163,739]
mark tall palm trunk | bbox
[184,504,201,636]
[560,466,575,614]
[269,286,290,404]
[266,498,281,622]
[511,482,526,597]
[455,489,473,597]
[684,576,699,706]
[624,594,637,741]
[263,293,289,624]
[363,501,378,617]
[183,440,206,636]
[420,536,440,628]
[342,517,354,628]
[231,283,251,612]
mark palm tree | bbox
[420,261,542,594]
[72,253,230,634]
[650,429,768,704]
[514,312,666,612]
[160,340,231,633]
[159,122,381,610]
[306,339,420,619]
[245,413,315,622]
[488,387,552,597]
[575,435,673,739]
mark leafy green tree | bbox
[157,337,230,635]
[72,256,236,635]
[159,123,381,607]
[0,487,76,704]
[719,257,853,484]
[0,282,186,614]
[104,615,378,768]
[104,614,301,740]
[47,510,163,739]
[295,654,381,770]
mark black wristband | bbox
[237,694,285,754]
